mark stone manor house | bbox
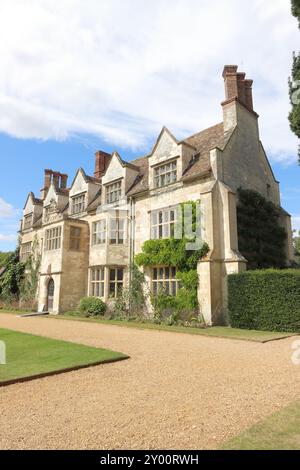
[19,66,294,325]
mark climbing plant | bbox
[112,264,148,319]
[135,201,209,323]
[20,236,41,305]
[237,188,287,270]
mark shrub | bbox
[111,264,147,320]
[237,188,287,269]
[228,269,300,332]
[78,297,106,317]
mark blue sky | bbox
[0,0,299,251]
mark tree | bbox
[0,252,12,267]
[0,248,24,301]
[293,229,300,264]
[292,0,300,24]
[289,1,300,162]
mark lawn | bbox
[0,328,128,384]
[222,400,300,450]
[52,314,293,343]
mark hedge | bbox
[228,269,300,332]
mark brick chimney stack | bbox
[44,169,52,190]
[60,174,68,189]
[52,172,60,189]
[94,150,111,179]
[222,65,254,112]
[40,170,68,199]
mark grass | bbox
[0,328,128,384]
[222,400,300,450]
[0,307,33,314]
[47,313,294,343]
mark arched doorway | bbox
[47,279,55,312]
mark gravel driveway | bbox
[0,313,300,450]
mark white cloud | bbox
[0,234,17,242]
[0,198,19,219]
[0,0,299,161]
[292,216,300,232]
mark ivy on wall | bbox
[135,201,209,321]
[20,236,41,306]
[237,188,287,270]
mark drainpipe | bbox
[128,196,135,286]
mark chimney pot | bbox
[94,151,111,179]
[52,172,60,189]
[222,65,254,112]
[44,169,52,189]
[244,79,254,110]
[60,174,68,189]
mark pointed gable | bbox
[150,127,179,164]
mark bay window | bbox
[90,267,105,297]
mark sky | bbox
[0,0,299,251]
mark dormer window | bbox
[106,180,122,204]
[23,214,33,230]
[154,161,177,188]
[72,194,86,215]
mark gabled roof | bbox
[127,122,229,196]
[23,192,43,210]
[69,168,101,190]
[32,215,43,228]
[181,122,228,180]
[111,151,140,172]
[149,126,179,157]
[87,189,102,212]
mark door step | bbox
[18,312,50,318]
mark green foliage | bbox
[292,0,300,26]
[288,52,300,161]
[20,237,41,305]
[0,252,12,267]
[78,297,107,317]
[0,248,24,302]
[237,188,287,269]
[135,238,209,272]
[293,230,300,265]
[228,269,300,332]
[112,264,147,319]
[135,200,209,323]
[289,2,300,160]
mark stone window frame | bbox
[109,216,126,245]
[45,226,62,251]
[90,267,105,298]
[151,266,179,296]
[151,206,178,239]
[69,226,82,251]
[109,267,124,298]
[23,213,33,230]
[153,160,177,188]
[20,242,32,263]
[106,180,122,204]
[92,219,106,245]
[71,193,86,215]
